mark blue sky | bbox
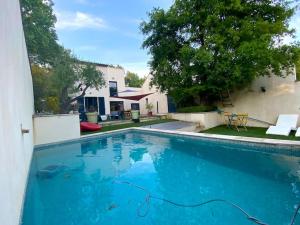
[53,0,300,77]
[53,0,173,77]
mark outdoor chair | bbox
[266,114,298,136]
[224,112,248,132]
[231,113,248,132]
[124,111,131,120]
[100,115,108,121]
[223,112,232,128]
[110,111,120,120]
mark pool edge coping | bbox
[34,128,134,148]
[133,127,300,146]
[34,127,300,149]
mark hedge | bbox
[176,105,217,113]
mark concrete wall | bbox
[33,114,80,145]
[169,112,223,130]
[0,0,34,224]
[221,72,300,127]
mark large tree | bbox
[31,65,55,112]
[51,49,106,113]
[21,0,59,65]
[141,0,299,105]
[20,0,106,113]
[125,71,145,87]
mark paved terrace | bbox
[142,121,198,132]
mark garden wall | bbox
[33,114,80,145]
[221,72,300,128]
[0,1,35,224]
[169,112,223,130]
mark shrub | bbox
[296,62,300,81]
[177,105,217,113]
[46,96,59,113]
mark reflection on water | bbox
[22,132,300,225]
[130,147,147,162]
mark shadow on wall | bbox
[221,74,300,127]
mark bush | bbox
[177,105,217,113]
[296,58,300,81]
[46,96,60,113]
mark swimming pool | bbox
[22,130,300,225]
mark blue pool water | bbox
[22,131,300,225]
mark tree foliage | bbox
[31,65,58,112]
[296,55,300,80]
[141,0,299,106]
[21,0,59,65]
[20,0,106,113]
[125,71,145,87]
[51,49,106,113]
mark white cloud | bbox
[55,11,107,30]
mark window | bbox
[109,81,118,97]
[84,97,98,112]
[131,103,140,110]
[110,101,124,112]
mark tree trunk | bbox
[58,85,90,114]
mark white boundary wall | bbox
[33,114,80,145]
[169,73,300,130]
[169,112,223,130]
[221,73,300,127]
[0,0,34,224]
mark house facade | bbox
[78,62,173,117]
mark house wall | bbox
[33,114,80,145]
[84,66,134,114]
[83,68,169,116]
[0,0,34,224]
[221,71,300,127]
[139,75,169,115]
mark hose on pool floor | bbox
[114,180,300,225]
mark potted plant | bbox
[146,103,154,116]
[86,106,98,123]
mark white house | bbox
[78,62,173,118]
[138,75,170,115]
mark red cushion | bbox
[80,122,102,132]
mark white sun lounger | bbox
[266,114,298,136]
[296,128,300,137]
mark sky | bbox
[53,0,300,77]
[53,0,173,77]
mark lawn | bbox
[81,119,175,135]
[202,125,300,141]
